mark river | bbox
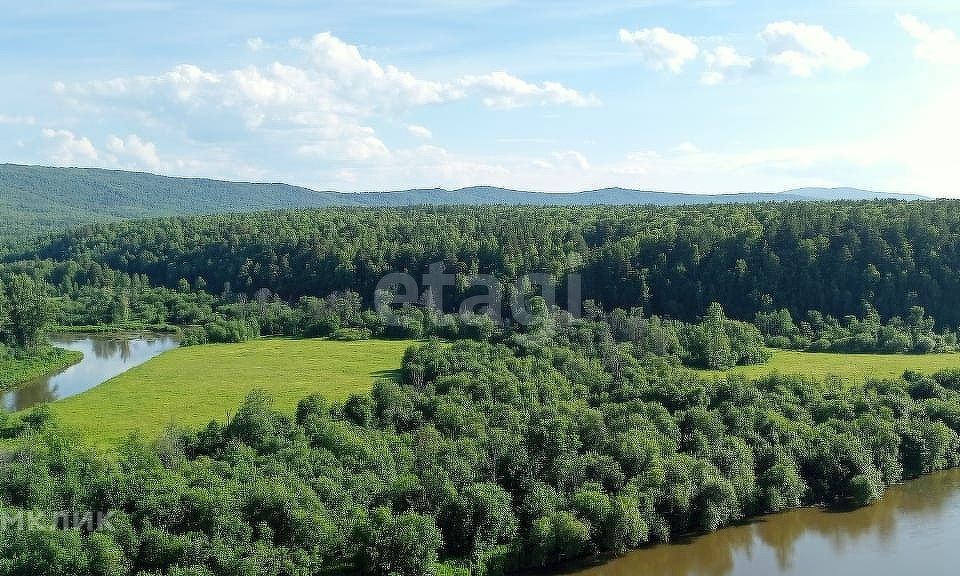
[5,334,960,575]
[564,467,960,575]
[1,333,179,412]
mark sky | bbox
[1,1,959,196]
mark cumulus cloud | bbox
[288,32,596,110]
[619,22,866,84]
[38,128,263,180]
[760,21,869,76]
[291,32,456,110]
[57,32,595,166]
[701,46,753,85]
[898,14,960,65]
[296,124,391,162]
[458,71,599,108]
[551,150,591,170]
[696,22,867,84]
[619,26,699,73]
[106,134,163,171]
[41,128,99,165]
[407,124,433,139]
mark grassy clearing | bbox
[697,349,960,384]
[0,347,83,389]
[50,338,413,446]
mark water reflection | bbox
[566,468,960,576]
[2,333,179,411]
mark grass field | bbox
[50,338,414,446]
[46,342,960,446]
[698,349,960,384]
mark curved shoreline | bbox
[0,347,84,391]
[559,466,960,576]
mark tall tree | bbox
[4,274,52,350]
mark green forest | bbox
[15,201,960,326]
[2,200,960,575]
[2,307,960,575]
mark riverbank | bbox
[0,347,83,390]
[2,333,179,413]
[562,467,960,576]
[49,323,181,334]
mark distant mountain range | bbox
[0,163,927,242]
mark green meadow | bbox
[697,349,960,384]
[42,343,960,447]
[49,338,413,446]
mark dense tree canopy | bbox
[2,310,960,575]
[3,200,960,574]
[12,201,960,328]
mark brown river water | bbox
[564,467,960,576]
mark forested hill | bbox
[0,163,924,242]
[0,164,345,242]
[15,201,960,329]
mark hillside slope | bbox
[0,163,925,242]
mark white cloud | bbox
[296,124,391,162]
[407,124,433,139]
[0,114,37,125]
[247,37,264,52]
[40,129,263,180]
[671,142,701,154]
[618,22,865,83]
[67,63,221,105]
[698,22,868,84]
[701,46,753,85]
[619,26,699,73]
[41,128,99,165]
[898,14,960,65]
[292,32,457,110]
[106,134,163,171]
[57,32,594,166]
[458,71,599,108]
[288,33,596,110]
[760,21,869,76]
[551,150,591,170]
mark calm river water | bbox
[1,333,179,411]
[565,466,960,576]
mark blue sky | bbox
[2,1,959,196]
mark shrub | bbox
[331,327,372,341]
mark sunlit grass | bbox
[0,347,82,389]
[697,349,960,385]
[49,338,413,446]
